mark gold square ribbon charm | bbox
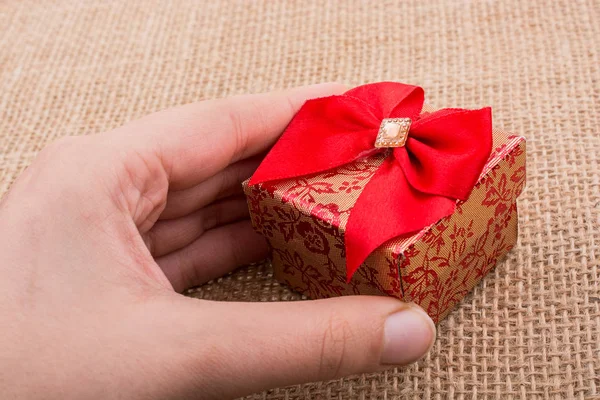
[374,118,411,148]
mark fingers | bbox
[155,220,268,291]
[163,296,436,399]
[112,83,346,191]
[159,157,260,220]
[145,196,250,258]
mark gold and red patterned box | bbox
[243,83,526,323]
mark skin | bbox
[0,83,435,400]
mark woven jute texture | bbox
[1,1,599,399]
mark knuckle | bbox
[226,108,248,161]
[225,97,270,162]
[200,205,218,231]
[210,202,224,227]
[7,136,98,216]
[49,135,79,149]
[34,136,102,184]
[26,136,91,186]
[284,95,297,120]
[235,158,257,184]
[37,136,84,163]
[225,227,243,266]
[143,229,156,256]
[317,313,354,380]
[217,166,233,196]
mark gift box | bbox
[243,82,526,323]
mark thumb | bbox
[168,296,436,399]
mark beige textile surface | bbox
[1,0,599,399]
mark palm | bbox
[141,156,265,291]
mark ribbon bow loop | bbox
[249,82,493,282]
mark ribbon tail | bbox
[344,158,457,282]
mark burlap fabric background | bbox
[1,1,599,399]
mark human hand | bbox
[0,84,435,399]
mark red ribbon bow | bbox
[250,82,492,281]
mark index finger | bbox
[110,83,346,190]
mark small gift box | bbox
[243,82,526,323]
